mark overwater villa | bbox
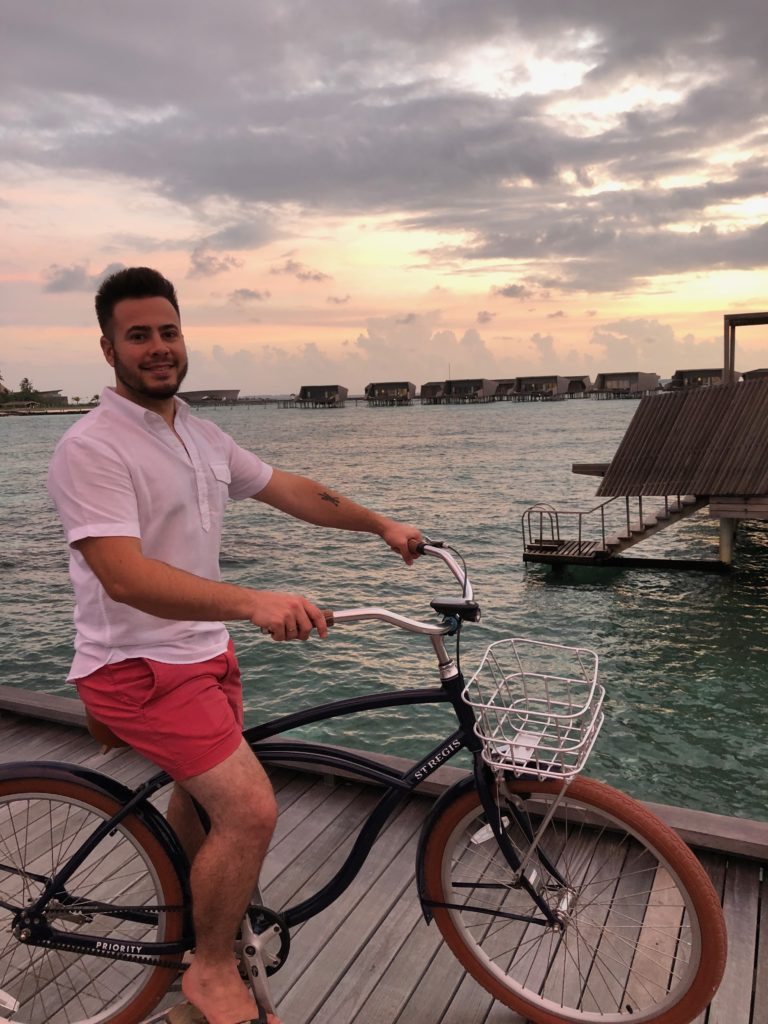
[514,375,591,400]
[592,372,660,397]
[494,378,517,399]
[444,378,498,403]
[668,368,725,389]
[364,381,416,406]
[179,389,240,404]
[419,381,446,404]
[296,384,348,408]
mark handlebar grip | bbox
[409,538,444,555]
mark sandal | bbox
[165,1001,269,1024]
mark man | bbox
[47,267,422,1024]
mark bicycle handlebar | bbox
[326,542,477,636]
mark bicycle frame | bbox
[5,544,567,968]
[7,674,565,970]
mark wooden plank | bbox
[623,866,687,1011]
[441,970,524,1024]
[689,851,727,1024]
[753,866,768,1024]
[376,934,465,1024]
[273,798,428,1017]
[555,841,656,1014]
[703,859,761,1024]
[261,784,374,898]
[311,887,427,1023]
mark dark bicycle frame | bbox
[4,603,569,969]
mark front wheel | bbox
[0,777,187,1024]
[420,776,726,1024]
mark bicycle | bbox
[0,541,727,1024]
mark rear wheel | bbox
[421,776,726,1024]
[0,778,186,1024]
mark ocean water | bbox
[1,399,767,822]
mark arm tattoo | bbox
[319,491,340,507]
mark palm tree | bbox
[72,396,81,406]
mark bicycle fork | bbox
[477,769,574,928]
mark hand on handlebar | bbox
[378,519,423,566]
[249,591,330,641]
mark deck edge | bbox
[1,685,766,860]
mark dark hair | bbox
[95,267,180,338]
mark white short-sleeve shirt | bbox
[47,387,273,679]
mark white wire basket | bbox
[462,638,605,780]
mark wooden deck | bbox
[1,705,767,1023]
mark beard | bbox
[113,351,189,400]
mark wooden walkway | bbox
[1,707,767,1024]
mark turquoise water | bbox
[2,401,767,821]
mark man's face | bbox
[101,296,188,404]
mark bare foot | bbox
[181,956,282,1024]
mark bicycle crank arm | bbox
[239,913,278,1015]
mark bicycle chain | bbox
[52,902,185,915]
[22,903,187,972]
[33,936,184,972]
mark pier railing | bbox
[522,494,696,556]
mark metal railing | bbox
[522,495,692,555]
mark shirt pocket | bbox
[210,461,232,487]
[209,461,232,515]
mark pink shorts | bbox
[75,642,244,781]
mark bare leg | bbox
[166,784,207,863]
[178,740,282,1024]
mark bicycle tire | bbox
[420,775,726,1024]
[0,777,186,1024]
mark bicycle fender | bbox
[415,774,477,924]
[0,759,190,891]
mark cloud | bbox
[327,294,350,304]
[547,310,567,319]
[588,318,722,373]
[269,258,331,282]
[476,310,495,324]
[188,246,243,278]
[492,283,533,300]
[42,262,125,292]
[228,288,271,304]
[200,216,275,252]
[4,0,768,305]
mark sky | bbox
[2,0,768,398]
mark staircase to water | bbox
[522,494,710,565]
